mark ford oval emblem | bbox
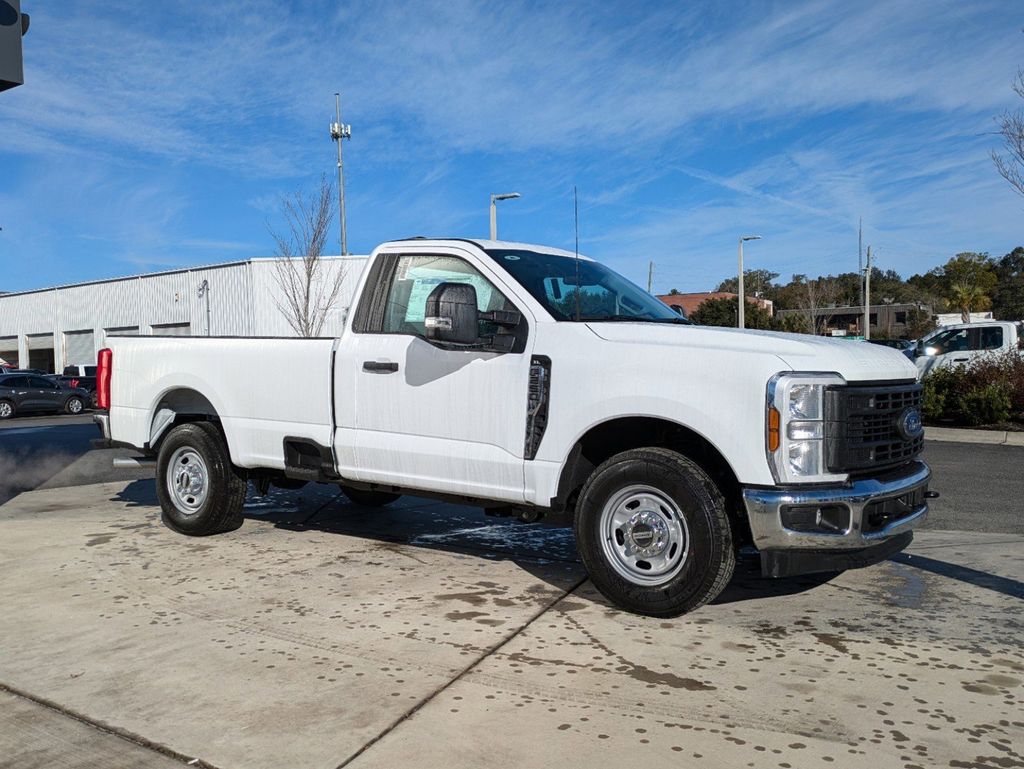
[896,408,924,441]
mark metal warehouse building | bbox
[0,256,367,372]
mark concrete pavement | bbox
[1,480,1021,769]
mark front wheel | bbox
[0,400,14,420]
[156,422,247,536]
[574,447,735,617]
[65,396,84,415]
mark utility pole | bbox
[858,217,864,310]
[863,245,872,340]
[647,261,654,293]
[330,93,352,255]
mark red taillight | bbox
[97,348,112,410]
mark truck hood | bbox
[586,323,918,383]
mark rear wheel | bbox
[340,485,401,507]
[574,447,735,617]
[0,400,13,420]
[65,396,84,415]
[156,422,247,536]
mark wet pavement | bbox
[0,480,1021,769]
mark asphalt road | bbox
[922,440,1024,533]
[0,414,151,506]
[0,414,1020,533]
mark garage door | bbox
[27,333,55,373]
[104,326,139,338]
[64,330,95,367]
[0,337,17,367]
[151,322,191,336]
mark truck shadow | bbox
[112,480,846,605]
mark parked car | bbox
[0,373,90,419]
[52,364,99,406]
[914,321,1024,377]
[867,338,915,360]
[95,237,931,617]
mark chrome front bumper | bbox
[742,460,931,551]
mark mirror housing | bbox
[425,282,480,345]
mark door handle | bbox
[363,360,399,373]
[952,357,968,362]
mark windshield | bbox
[486,249,689,323]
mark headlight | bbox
[766,373,847,484]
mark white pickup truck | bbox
[914,320,1024,378]
[94,238,932,616]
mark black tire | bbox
[0,399,14,420]
[156,422,247,536]
[340,485,401,507]
[573,447,735,617]
[64,396,84,415]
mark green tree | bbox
[690,297,775,329]
[940,252,998,323]
[775,312,811,334]
[992,246,1024,320]
[714,270,779,299]
[904,307,937,339]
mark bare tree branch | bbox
[793,274,840,334]
[992,69,1024,200]
[267,174,348,337]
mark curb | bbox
[925,426,1024,446]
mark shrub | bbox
[920,351,1024,425]
[956,382,1012,425]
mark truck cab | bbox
[914,320,1024,377]
[95,238,932,616]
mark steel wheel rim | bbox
[599,484,689,586]
[166,447,209,515]
[0,402,10,418]
[68,398,82,414]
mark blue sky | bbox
[1,0,1022,294]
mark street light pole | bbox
[489,192,521,240]
[330,93,352,255]
[738,235,761,329]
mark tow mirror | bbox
[425,282,480,345]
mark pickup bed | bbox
[95,238,932,616]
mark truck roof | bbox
[382,238,592,261]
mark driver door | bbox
[343,252,533,502]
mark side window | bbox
[63,366,76,376]
[380,255,515,338]
[977,326,1003,351]
[932,329,968,354]
[30,376,55,389]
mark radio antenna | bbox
[574,186,581,322]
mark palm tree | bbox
[947,281,991,324]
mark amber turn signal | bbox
[767,406,781,452]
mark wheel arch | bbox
[552,415,750,545]
[147,387,232,459]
